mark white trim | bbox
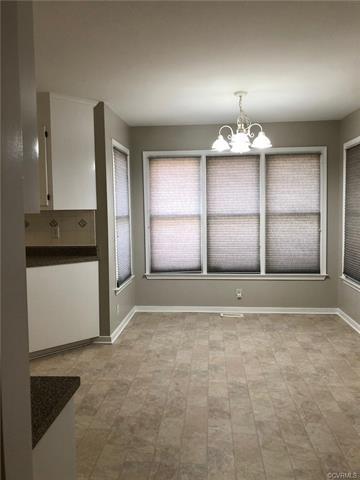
[143,147,328,278]
[200,155,207,274]
[143,153,151,275]
[341,136,360,283]
[113,275,135,295]
[143,146,325,159]
[136,305,337,315]
[94,306,137,344]
[341,142,347,276]
[260,152,266,274]
[319,148,328,276]
[340,274,360,293]
[343,135,360,150]
[112,140,133,289]
[336,308,360,334]
[144,273,327,281]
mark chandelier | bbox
[212,91,272,153]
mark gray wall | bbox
[18,1,39,214]
[1,1,35,477]
[94,102,135,336]
[131,121,340,308]
[338,108,360,324]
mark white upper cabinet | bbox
[37,93,97,210]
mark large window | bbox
[113,143,132,289]
[343,138,360,287]
[144,148,327,278]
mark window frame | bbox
[341,136,360,293]
[143,146,327,280]
[112,139,134,294]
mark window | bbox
[144,148,327,278]
[113,144,132,288]
[148,157,201,272]
[266,154,321,274]
[207,156,260,272]
[343,138,360,287]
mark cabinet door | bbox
[37,92,53,209]
[50,95,97,210]
[27,262,100,352]
[38,124,51,208]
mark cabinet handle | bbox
[43,126,50,207]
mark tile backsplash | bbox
[25,210,96,246]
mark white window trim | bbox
[341,135,360,291]
[143,146,328,280]
[145,273,328,281]
[114,274,135,295]
[112,139,134,293]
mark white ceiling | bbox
[33,1,360,126]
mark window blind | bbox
[149,157,201,272]
[344,143,360,284]
[207,156,260,272]
[266,153,321,273]
[113,147,131,287]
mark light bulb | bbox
[251,131,272,149]
[212,134,230,152]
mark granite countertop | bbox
[26,246,99,267]
[31,376,80,448]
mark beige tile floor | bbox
[30,313,360,480]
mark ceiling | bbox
[33,1,360,126]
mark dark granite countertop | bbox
[26,246,99,267]
[31,376,80,448]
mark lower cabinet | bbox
[27,261,100,353]
[33,400,76,480]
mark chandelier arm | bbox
[219,125,234,139]
[247,122,263,138]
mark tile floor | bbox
[30,313,360,480]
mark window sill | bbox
[114,275,135,295]
[144,273,328,281]
[340,275,360,293]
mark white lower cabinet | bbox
[27,261,100,353]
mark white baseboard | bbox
[93,305,359,345]
[94,306,137,344]
[336,308,360,334]
[136,305,338,315]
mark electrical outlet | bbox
[235,288,242,299]
[50,225,60,239]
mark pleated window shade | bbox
[344,143,360,284]
[113,147,131,287]
[149,157,201,272]
[207,156,260,272]
[266,153,321,273]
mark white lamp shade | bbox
[251,131,272,149]
[212,134,230,152]
[230,132,250,153]
[231,143,251,153]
